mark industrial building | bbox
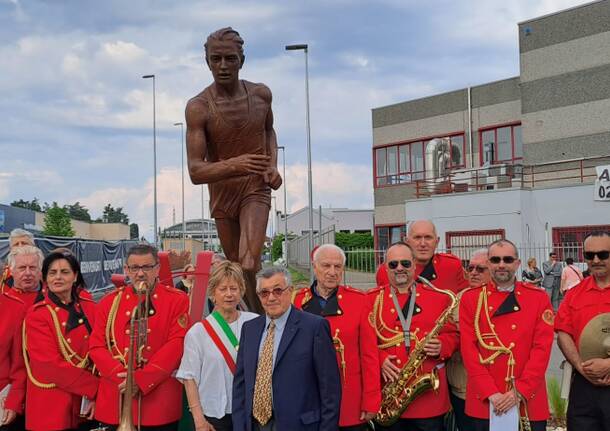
[372,1,610,260]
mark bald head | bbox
[406,220,439,265]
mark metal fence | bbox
[287,226,336,269]
[340,243,589,289]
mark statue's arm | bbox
[185,97,270,184]
[262,86,282,190]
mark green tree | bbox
[97,204,129,224]
[11,198,42,212]
[43,203,75,237]
[64,201,91,222]
[271,234,285,261]
[129,223,140,239]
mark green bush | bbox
[335,232,373,249]
[335,232,375,272]
[547,376,567,420]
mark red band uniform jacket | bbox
[415,253,469,294]
[0,287,40,415]
[459,281,554,420]
[24,291,98,431]
[89,283,189,426]
[293,284,381,427]
[555,276,610,353]
[370,283,459,418]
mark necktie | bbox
[253,320,275,425]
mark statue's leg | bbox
[214,218,240,262]
[238,201,270,314]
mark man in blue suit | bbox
[232,266,341,431]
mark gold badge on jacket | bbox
[178,313,188,329]
[542,309,554,326]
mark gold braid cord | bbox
[474,286,515,390]
[474,286,532,430]
[22,305,90,389]
[0,267,9,294]
[333,328,347,381]
[369,289,421,349]
[105,290,127,366]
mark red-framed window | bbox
[374,224,407,252]
[479,123,523,165]
[374,133,465,187]
[552,224,610,261]
[446,229,505,263]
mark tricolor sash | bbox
[201,311,239,374]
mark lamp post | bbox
[173,122,185,251]
[285,44,314,266]
[201,186,205,250]
[277,146,289,263]
[142,74,157,246]
[271,196,277,238]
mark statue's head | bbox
[204,27,245,67]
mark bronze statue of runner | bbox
[186,27,282,312]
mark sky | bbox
[0,0,591,240]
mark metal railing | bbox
[287,226,336,269]
[415,155,610,198]
[340,243,589,290]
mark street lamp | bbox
[277,146,289,263]
[285,43,314,266]
[142,74,157,246]
[173,122,186,251]
[201,186,206,250]
[271,196,277,238]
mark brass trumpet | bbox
[117,281,150,431]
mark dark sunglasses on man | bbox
[387,259,412,270]
[488,256,517,264]
[583,250,610,261]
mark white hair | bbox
[7,245,44,271]
[407,220,437,237]
[255,266,292,291]
[9,228,35,246]
[470,248,488,260]
[313,244,346,265]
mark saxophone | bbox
[375,276,457,426]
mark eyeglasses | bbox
[489,256,517,264]
[583,250,610,261]
[127,264,158,273]
[257,285,290,299]
[387,260,412,270]
[466,265,488,273]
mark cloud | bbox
[0,0,595,242]
[72,161,372,240]
[273,162,373,213]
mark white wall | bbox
[405,183,609,249]
[276,207,374,236]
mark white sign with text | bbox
[594,165,610,201]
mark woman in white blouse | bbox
[177,261,257,431]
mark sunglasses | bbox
[388,260,412,270]
[466,265,488,273]
[583,250,610,261]
[257,285,290,299]
[489,256,517,264]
